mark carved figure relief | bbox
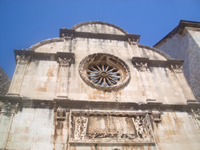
[69,110,155,144]
[79,53,130,91]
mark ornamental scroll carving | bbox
[69,110,155,144]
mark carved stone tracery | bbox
[79,53,130,91]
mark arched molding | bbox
[138,44,172,60]
[71,21,128,35]
[29,38,64,51]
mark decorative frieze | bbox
[69,110,155,144]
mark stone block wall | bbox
[0,105,200,150]
[0,67,11,96]
[155,27,200,101]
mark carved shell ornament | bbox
[79,53,130,91]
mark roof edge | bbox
[71,21,128,35]
[154,20,200,48]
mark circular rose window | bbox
[79,53,130,91]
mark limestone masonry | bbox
[0,21,200,150]
[154,20,200,102]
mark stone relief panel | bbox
[69,110,155,144]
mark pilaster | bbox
[56,53,74,99]
[7,51,32,97]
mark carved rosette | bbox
[79,53,130,91]
[69,110,155,144]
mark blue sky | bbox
[0,0,200,78]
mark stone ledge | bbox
[0,96,199,111]
[14,50,75,63]
[60,28,140,42]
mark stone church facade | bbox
[0,21,200,150]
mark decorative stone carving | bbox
[151,110,162,123]
[57,107,66,121]
[58,57,72,67]
[134,62,148,72]
[57,57,72,98]
[69,110,155,144]
[170,64,183,73]
[191,108,200,130]
[79,53,130,91]
[1,102,19,115]
[16,54,31,65]
[74,116,88,139]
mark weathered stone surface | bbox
[0,21,200,150]
[155,21,200,102]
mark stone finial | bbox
[58,57,72,67]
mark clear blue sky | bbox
[0,0,200,78]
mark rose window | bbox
[88,64,121,87]
[79,53,130,91]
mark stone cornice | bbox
[0,96,199,112]
[154,20,200,48]
[14,50,75,63]
[59,28,140,42]
[132,57,184,67]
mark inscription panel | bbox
[69,110,155,144]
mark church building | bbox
[0,21,200,150]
